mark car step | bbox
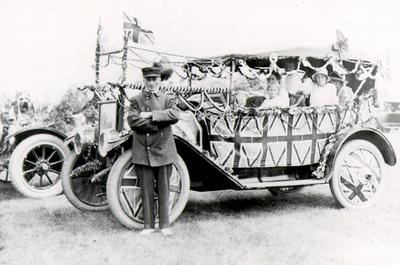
[239,175,293,184]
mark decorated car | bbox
[0,93,72,198]
[60,26,396,230]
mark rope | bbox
[110,56,124,66]
[99,55,111,67]
[128,45,202,60]
[127,61,144,69]
[128,47,153,63]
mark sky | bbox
[0,0,399,104]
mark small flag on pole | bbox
[335,29,349,52]
[123,12,154,45]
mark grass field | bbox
[1,134,400,265]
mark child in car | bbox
[257,82,289,108]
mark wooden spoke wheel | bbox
[9,134,70,198]
[61,151,108,211]
[106,149,190,229]
[330,140,384,209]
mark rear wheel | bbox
[107,149,190,229]
[61,151,108,211]
[329,140,384,209]
[9,134,70,198]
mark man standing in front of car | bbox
[127,62,180,236]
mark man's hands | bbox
[139,112,152,119]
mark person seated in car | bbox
[267,71,281,88]
[233,76,264,107]
[330,72,354,106]
[309,69,338,106]
[282,59,312,106]
[257,82,289,109]
[245,71,286,108]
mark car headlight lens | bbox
[73,133,84,155]
[98,132,107,157]
[9,136,16,146]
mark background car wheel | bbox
[329,140,385,209]
[106,149,190,230]
[9,134,70,198]
[268,186,304,196]
[61,152,108,211]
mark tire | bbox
[61,152,108,211]
[9,134,70,198]
[329,140,385,209]
[268,186,305,196]
[107,150,190,230]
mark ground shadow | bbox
[2,186,339,232]
[12,204,122,232]
[0,182,25,200]
[179,189,339,222]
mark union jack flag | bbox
[208,111,340,169]
[334,29,348,53]
[123,12,154,45]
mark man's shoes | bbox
[138,229,155,236]
[160,228,173,237]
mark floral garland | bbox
[311,89,376,179]
[183,55,379,87]
[71,159,103,178]
[237,54,286,82]
[301,56,349,75]
[311,123,353,179]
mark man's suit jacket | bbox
[127,90,180,167]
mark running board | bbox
[242,179,327,189]
[239,175,292,184]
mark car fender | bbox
[5,127,70,150]
[173,135,244,191]
[325,126,396,178]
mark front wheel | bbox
[61,152,108,211]
[9,134,70,198]
[107,150,190,229]
[329,140,385,209]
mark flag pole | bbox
[229,59,235,89]
[121,34,129,84]
[95,19,101,86]
[337,47,342,59]
[188,65,192,87]
[229,59,235,109]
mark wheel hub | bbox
[41,163,49,171]
[358,169,373,185]
[35,160,49,174]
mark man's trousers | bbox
[135,164,172,229]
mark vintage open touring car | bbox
[60,29,396,229]
[0,94,71,198]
